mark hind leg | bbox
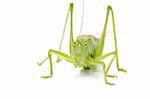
[95,6,127,73]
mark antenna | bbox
[79,0,84,35]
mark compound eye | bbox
[90,54,93,58]
[73,42,76,47]
[83,41,87,47]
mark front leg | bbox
[89,60,115,85]
[41,49,73,78]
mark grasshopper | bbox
[37,3,127,85]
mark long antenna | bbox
[79,0,84,35]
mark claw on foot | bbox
[118,68,127,73]
[56,57,62,63]
[40,75,52,79]
[107,75,118,78]
[37,62,42,66]
[106,82,115,85]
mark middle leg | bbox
[89,60,115,85]
[41,49,73,78]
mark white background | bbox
[0,0,150,99]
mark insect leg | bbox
[69,3,74,55]
[41,49,73,78]
[37,3,74,65]
[105,55,118,78]
[94,6,126,72]
[89,60,115,85]
[56,3,74,62]
[95,51,115,60]
[95,51,117,78]
[94,6,115,57]
[37,57,48,66]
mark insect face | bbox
[72,41,88,57]
[71,41,93,67]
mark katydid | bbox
[37,3,127,85]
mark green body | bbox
[37,3,127,85]
[72,35,99,68]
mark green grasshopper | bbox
[37,3,127,85]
